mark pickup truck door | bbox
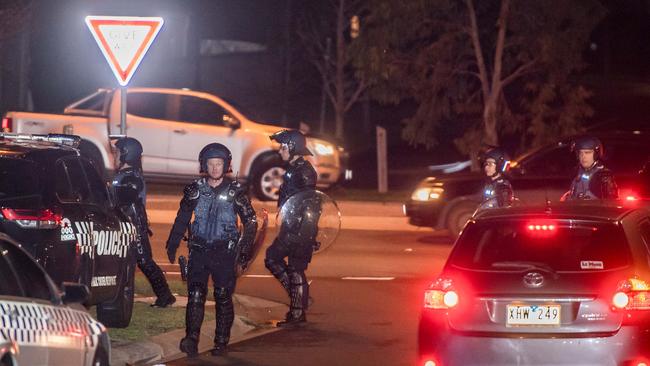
[109,91,170,174]
[166,94,244,176]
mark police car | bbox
[1,233,110,366]
[0,133,137,328]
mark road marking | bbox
[341,276,395,281]
[243,274,275,278]
[163,271,182,275]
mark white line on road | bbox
[341,276,396,281]
[243,274,275,278]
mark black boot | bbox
[140,260,175,307]
[210,342,227,356]
[277,311,307,327]
[180,337,198,357]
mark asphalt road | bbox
[144,193,454,366]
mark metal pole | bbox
[120,87,127,135]
[376,126,388,193]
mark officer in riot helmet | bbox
[564,135,618,200]
[165,143,257,357]
[478,147,514,210]
[265,129,319,327]
[111,137,175,308]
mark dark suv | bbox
[419,201,650,366]
[404,131,650,237]
[0,133,136,327]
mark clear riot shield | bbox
[276,190,341,254]
[236,208,269,276]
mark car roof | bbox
[472,201,648,222]
[0,135,79,158]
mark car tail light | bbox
[424,278,459,309]
[1,117,12,132]
[0,208,62,229]
[612,277,650,310]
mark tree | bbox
[295,0,367,140]
[353,0,605,160]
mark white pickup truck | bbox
[3,87,347,200]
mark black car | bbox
[405,131,650,237]
[419,201,650,365]
[0,133,137,328]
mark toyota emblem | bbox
[523,272,545,288]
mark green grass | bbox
[134,275,186,298]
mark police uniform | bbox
[266,129,319,326]
[479,175,514,210]
[166,176,257,355]
[112,138,174,308]
[567,162,618,200]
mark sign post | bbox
[85,16,164,135]
[376,126,388,193]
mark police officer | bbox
[111,137,175,308]
[165,143,257,357]
[478,147,514,210]
[564,136,618,200]
[265,129,318,327]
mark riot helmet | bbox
[480,147,510,175]
[571,135,603,160]
[115,137,143,167]
[269,129,313,157]
[199,143,232,173]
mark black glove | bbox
[313,241,321,251]
[147,227,153,237]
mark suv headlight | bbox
[313,142,334,155]
[411,187,444,201]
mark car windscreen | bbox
[0,158,43,203]
[449,219,632,272]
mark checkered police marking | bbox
[72,220,137,259]
[0,300,105,349]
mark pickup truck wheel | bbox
[446,201,477,240]
[79,141,105,179]
[96,259,134,328]
[253,162,286,201]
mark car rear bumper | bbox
[419,323,650,366]
[404,200,444,228]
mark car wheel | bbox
[79,141,105,179]
[446,201,477,239]
[96,259,134,328]
[91,346,109,366]
[253,161,285,201]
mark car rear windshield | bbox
[0,158,42,200]
[449,219,632,272]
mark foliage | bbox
[352,0,605,157]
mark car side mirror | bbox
[61,282,89,304]
[223,115,240,130]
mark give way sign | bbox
[85,16,164,86]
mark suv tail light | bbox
[1,117,12,132]
[612,277,650,310]
[0,208,62,229]
[424,277,459,309]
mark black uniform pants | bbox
[264,237,313,316]
[136,226,172,301]
[185,244,237,345]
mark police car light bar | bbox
[0,133,81,147]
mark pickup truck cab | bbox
[4,87,348,200]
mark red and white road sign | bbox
[85,16,164,86]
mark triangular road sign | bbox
[85,16,164,86]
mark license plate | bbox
[506,304,561,326]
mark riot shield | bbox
[276,190,341,254]
[235,208,268,276]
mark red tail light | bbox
[1,117,12,132]
[0,208,62,229]
[424,278,459,309]
[612,277,650,310]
